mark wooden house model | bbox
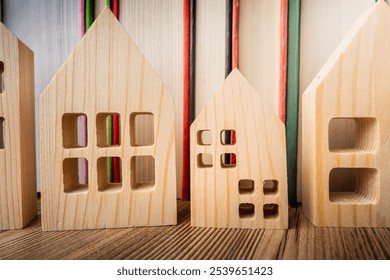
[0,23,36,230]
[40,9,177,231]
[191,69,288,229]
[302,0,390,227]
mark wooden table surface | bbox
[0,200,389,260]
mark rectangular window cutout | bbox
[96,113,121,147]
[197,130,212,145]
[328,118,378,152]
[263,180,278,195]
[239,203,255,219]
[0,61,4,93]
[0,117,4,149]
[221,129,236,145]
[78,158,88,185]
[329,168,378,204]
[130,112,154,146]
[197,153,213,168]
[131,156,155,191]
[221,153,237,168]
[62,113,88,148]
[263,204,279,220]
[238,179,254,194]
[63,158,89,194]
[97,157,122,192]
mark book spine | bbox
[286,0,301,207]
[182,0,191,200]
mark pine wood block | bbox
[302,0,390,227]
[0,23,37,230]
[297,0,376,202]
[94,0,184,198]
[40,9,177,231]
[190,69,288,229]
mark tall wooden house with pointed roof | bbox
[302,0,390,227]
[0,22,37,230]
[191,69,288,229]
[40,8,177,231]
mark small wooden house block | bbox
[191,69,288,229]
[40,9,177,231]
[0,23,37,230]
[302,0,390,227]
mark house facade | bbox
[302,1,390,227]
[191,69,288,229]
[40,9,177,231]
[0,22,36,230]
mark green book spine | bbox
[286,0,301,207]
[86,0,94,31]
[107,115,113,183]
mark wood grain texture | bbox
[94,0,184,198]
[297,0,376,201]
[191,70,288,229]
[238,0,281,116]
[2,0,81,192]
[5,0,183,198]
[0,23,37,230]
[40,9,177,230]
[302,1,390,227]
[120,0,183,199]
[1,200,389,259]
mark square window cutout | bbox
[238,179,254,194]
[130,112,154,146]
[263,180,278,195]
[97,113,121,147]
[97,157,122,192]
[0,61,4,93]
[131,156,155,191]
[197,130,212,145]
[328,118,378,152]
[63,158,89,194]
[329,168,378,204]
[263,204,279,220]
[197,153,213,168]
[62,113,88,148]
[0,117,4,149]
[221,129,236,145]
[239,203,255,219]
[221,153,236,168]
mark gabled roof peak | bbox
[193,68,284,128]
[304,0,390,96]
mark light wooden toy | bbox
[40,8,177,231]
[191,69,288,229]
[302,0,390,227]
[0,23,37,230]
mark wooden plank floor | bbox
[0,200,389,260]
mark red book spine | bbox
[279,0,288,124]
[232,0,239,69]
[182,0,190,200]
[112,0,119,19]
[231,0,239,164]
[112,115,120,182]
[112,0,120,182]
